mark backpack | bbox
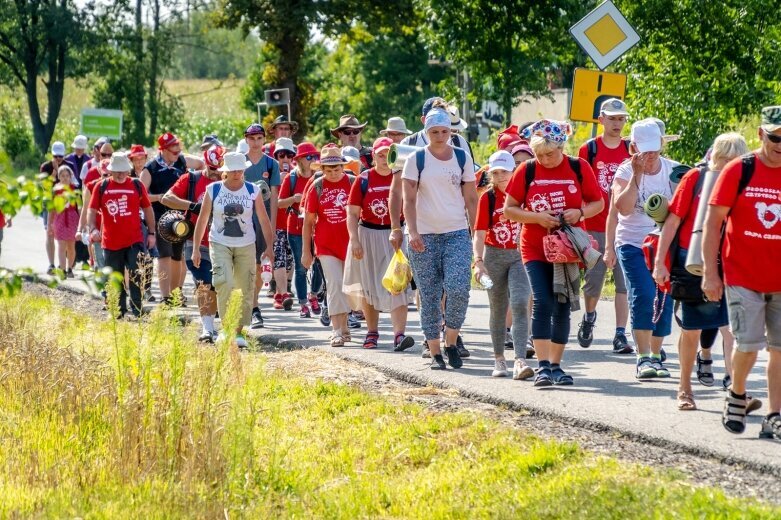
[668,165,708,303]
[585,137,630,165]
[311,173,356,201]
[97,177,144,203]
[414,147,468,184]
[737,153,756,197]
[210,181,256,202]
[486,188,498,227]
[522,156,583,197]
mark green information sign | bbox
[80,109,123,140]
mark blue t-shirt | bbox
[244,154,280,216]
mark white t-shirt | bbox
[401,147,475,235]
[614,157,678,248]
[401,131,474,161]
[209,181,258,248]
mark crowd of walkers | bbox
[28,98,781,442]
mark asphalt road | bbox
[2,207,777,472]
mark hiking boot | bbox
[492,359,508,377]
[431,354,446,370]
[250,309,264,329]
[636,357,656,379]
[308,295,321,315]
[273,294,284,310]
[319,306,330,327]
[444,345,463,369]
[300,304,311,318]
[348,312,361,329]
[282,293,294,311]
[612,332,633,354]
[577,313,596,348]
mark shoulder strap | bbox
[187,171,200,202]
[454,147,467,177]
[96,178,111,205]
[415,149,426,183]
[211,182,222,201]
[586,138,598,165]
[131,178,143,197]
[289,170,297,192]
[487,188,496,228]
[738,154,756,195]
[523,159,537,195]
[313,177,325,200]
[360,170,370,196]
[567,156,583,186]
[622,139,630,154]
[244,181,255,195]
[693,165,707,199]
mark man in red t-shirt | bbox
[161,145,224,341]
[87,152,156,317]
[703,105,781,440]
[577,98,632,354]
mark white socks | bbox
[202,315,215,333]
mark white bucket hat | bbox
[71,135,88,149]
[448,106,468,131]
[219,151,252,172]
[379,117,412,136]
[51,141,66,156]
[106,152,132,173]
[274,137,296,155]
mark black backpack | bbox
[585,137,630,165]
[521,156,583,201]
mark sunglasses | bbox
[53,155,64,159]
[276,151,295,159]
[340,128,361,136]
[100,153,112,158]
[766,132,781,144]
[304,154,319,162]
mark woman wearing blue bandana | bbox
[401,101,478,370]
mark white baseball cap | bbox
[71,135,88,149]
[600,98,629,117]
[487,150,515,173]
[51,141,66,156]
[341,146,361,162]
[630,119,663,153]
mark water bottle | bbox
[477,272,493,289]
[80,231,90,246]
[261,257,273,283]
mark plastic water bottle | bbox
[80,231,90,246]
[477,273,493,289]
[261,257,273,283]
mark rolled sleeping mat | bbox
[157,210,194,245]
[254,179,271,202]
[685,168,719,275]
[644,193,669,225]
[388,144,424,170]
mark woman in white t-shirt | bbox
[612,119,678,380]
[191,152,274,348]
[401,105,478,371]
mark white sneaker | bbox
[235,334,248,348]
[216,332,227,343]
[492,359,508,377]
[513,359,535,380]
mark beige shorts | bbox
[725,285,781,353]
[319,255,360,316]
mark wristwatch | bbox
[578,208,585,222]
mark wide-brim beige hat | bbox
[331,114,367,138]
[106,152,132,173]
[317,145,349,166]
[379,116,412,136]
[219,151,253,172]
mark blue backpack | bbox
[414,147,467,185]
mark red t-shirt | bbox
[0,209,5,228]
[578,137,631,232]
[275,172,290,231]
[88,178,150,251]
[505,156,601,264]
[303,175,352,261]
[86,178,103,230]
[668,168,702,250]
[475,188,520,249]
[347,168,394,227]
[278,170,311,236]
[169,171,217,247]
[709,153,781,292]
[83,166,102,187]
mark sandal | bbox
[723,390,747,434]
[550,365,574,386]
[759,414,781,440]
[330,333,344,348]
[696,351,714,387]
[362,331,379,350]
[534,367,553,387]
[677,391,697,411]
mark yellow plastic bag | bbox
[382,249,413,295]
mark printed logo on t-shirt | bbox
[756,202,781,230]
[595,160,619,193]
[492,219,519,246]
[448,171,461,187]
[743,185,781,239]
[104,191,134,222]
[369,198,389,221]
[321,188,348,224]
[215,190,253,237]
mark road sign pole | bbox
[591,123,598,139]
[287,103,291,122]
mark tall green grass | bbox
[0,291,778,518]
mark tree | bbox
[419,0,591,124]
[613,0,781,164]
[0,0,98,153]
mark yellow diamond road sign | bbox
[569,68,627,124]
[570,0,640,70]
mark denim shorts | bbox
[184,241,212,286]
[676,248,728,330]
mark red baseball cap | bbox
[497,125,526,151]
[128,144,147,158]
[294,141,319,159]
[203,145,225,169]
[157,132,180,150]
[372,137,393,154]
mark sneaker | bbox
[273,294,284,310]
[353,309,365,320]
[393,334,415,352]
[455,335,469,358]
[215,332,227,343]
[526,336,536,359]
[430,354,446,370]
[46,264,55,275]
[722,375,732,391]
[577,313,595,348]
[513,360,535,380]
[317,290,325,303]
[198,330,214,343]
[421,340,431,358]
[651,357,671,378]
[444,345,463,369]
[319,306,330,327]
[636,357,657,379]
[282,293,294,311]
[250,309,264,329]
[660,347,667,362]
[348,312,361,329]
[492,359,508,377]
[612,332,633,354]
[504,329,514,350]
[308,296,322,315]
[66,268,74,279]
[299,304,311,318]
[235,334,248,348]
[145,291,156,303]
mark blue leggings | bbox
[408,229,472,341]
[617,244,672,336]
[524,260,571,345]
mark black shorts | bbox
[253,214,267,264]
[156,234,184,261]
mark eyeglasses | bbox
[100,153,112,158]
[340,128,361,136]
[276,151,295,159]
[766,132,781,144]
[304,154,319,162]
